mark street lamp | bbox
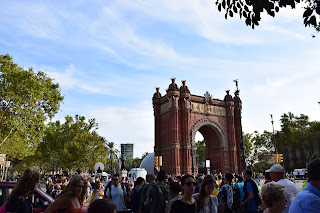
[190,99,195,175]
[234,80,246,170]
[270,114,277,154]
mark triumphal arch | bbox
[152,78,243,175]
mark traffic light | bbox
[273,154,278,163]
[279,154,283,163]
[154,156,158,168]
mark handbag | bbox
[0,201,8,213]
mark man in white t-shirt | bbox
[106,174,127,213]
[266,164,299,213]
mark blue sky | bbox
[1,0,320,158]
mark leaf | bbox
[222,0,226,9]
[245,5,249,12]
[218,3,222,11]
[316,6,320,15]
[245,17,251,26]
[303,8,313,18]
[225,12,228,19]
[309,15,317,26]
[229,10,234,17]
[237,2,241,8]
[233,5,238,13]
[275,6,279,12]
[243,11,248,18]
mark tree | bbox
[215,0,320,33]
[33,115,107,171]
[105,141,119,174]
[195,140,206,169]
[0,54,64,160]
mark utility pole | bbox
[270,114,277,154]
[234,79,246,170]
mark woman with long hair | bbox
[193,175,218,213]
[171,174,197,213]
[44,174,87,213]
[6,168,40,213]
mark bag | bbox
[0,201,8,213]
[152,183,169,213]
[131,188,142,212]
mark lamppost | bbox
[270,114,277,154]
[190,99,195,175]
[234,80,246,170]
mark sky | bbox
[1,0,320,158]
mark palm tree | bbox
[105,141,119,174]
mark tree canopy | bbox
[215,0,320,33]
[33,115,107,171]
[0,54,64,160]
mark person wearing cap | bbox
[265,164,299,213]
[289,158,320,213]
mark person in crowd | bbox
[129,177,145,213]
[218,173,240,213]
[88,198,117,213]
[265,164,299,213]
[171,174,197,213]
[146,170,168,213]
[89,181,105,205]
[264,173,272,184]
[51,183,62,199]
[289,158,320,212]
[241,169,261,213]
[167,182,182,213]
[261,182,287,213]
[6,168,40,213]
[140,174,156,213]
[193,174,218,213]
[44,174,87,213]
[234,176,245,203]
[46,177,54,195]
[194,175,204,194]
[106,174,127,213]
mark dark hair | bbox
[96,181,102,189]
[7,168,40,200]
[169,182,182,194]
[181,174,194,185]
[237,176,243,182]
[199,175,217,210]
[244,169,253,177]
[113,174,119,178]
[157,170,166,182]
[88,198,116,213]
[147,174,155,182]
[168,177,174,183]
[225,173,234,183]
[307,158,320,181]
[136,177,145,185]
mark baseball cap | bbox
[265,164,285,173]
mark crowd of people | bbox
[2,158,320,213]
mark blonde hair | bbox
[261,182,285,207]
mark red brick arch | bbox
[152,78,243,175]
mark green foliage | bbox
[215,0,320,33]
[195,140,206,168]
[0,54,63,160]
[105,141,119,174]
[252,161,273,173]
[33,115,107,171]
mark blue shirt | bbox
[289,183,320,213]
[234,181,245,203]
[246,181,258,212]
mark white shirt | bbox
[277,179,300,213]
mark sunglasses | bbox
[185,181,197,187]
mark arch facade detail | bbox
[152,79,243,175]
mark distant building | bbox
[121,143,134,159]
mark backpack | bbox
[243,179,262,207]
[151,183,169,213]
[131,188,142,212]
[230,185,241,213]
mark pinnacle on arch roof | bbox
[179,80,190,93]
[167,78,179,92]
